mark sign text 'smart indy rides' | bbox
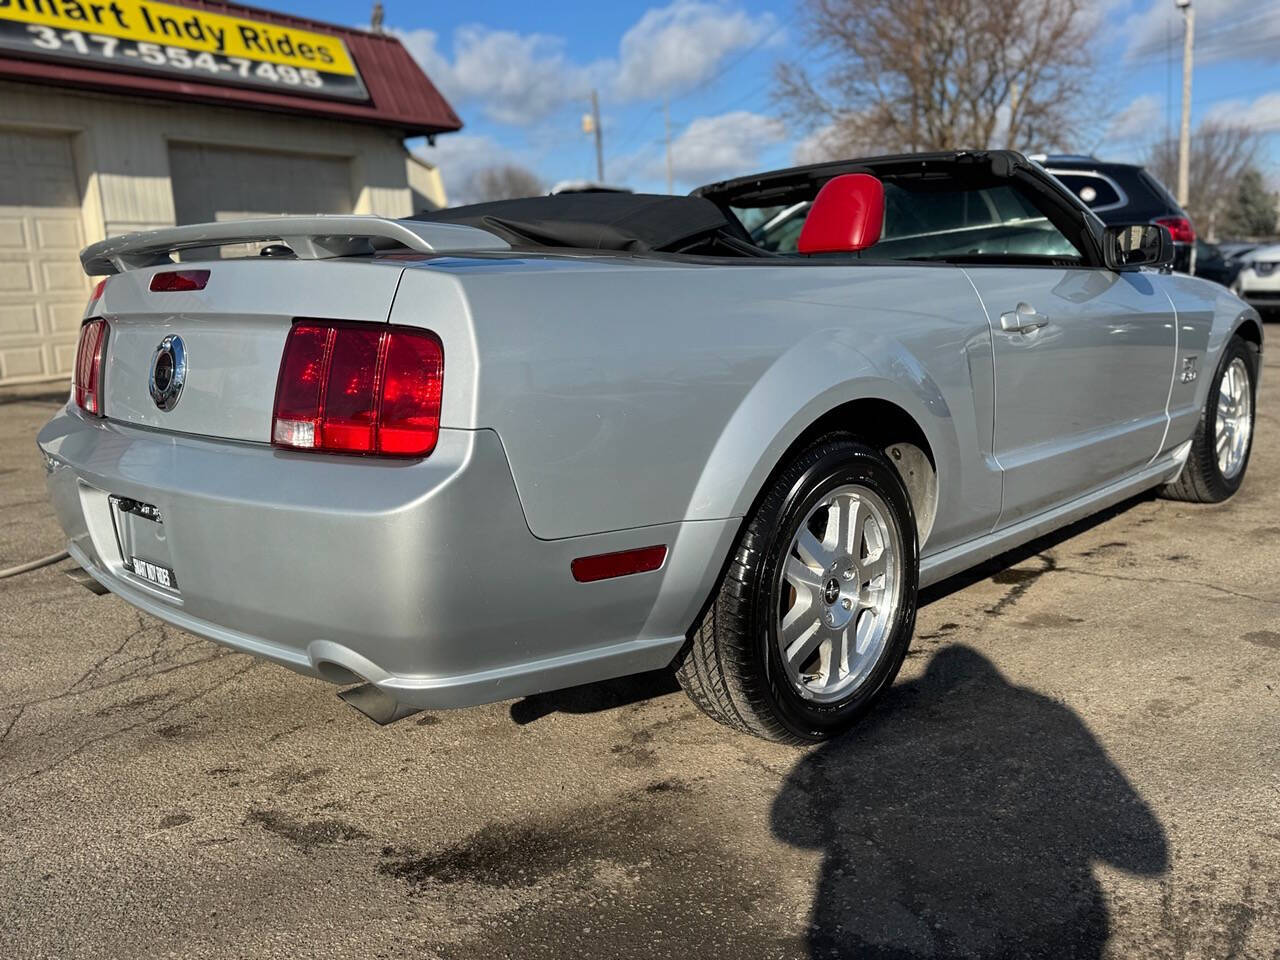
[0,0,367,99]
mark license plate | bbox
[129,556,178,591]
[108,495,180,595]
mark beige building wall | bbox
[0,79,436,384]
[1,79,421,240]
[405,150,447,213]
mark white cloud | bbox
[1208,93,1280,132]
[412,134,518,204]
[398,27,598,125]
[398,2,780,127]
[614,1,780,101]
[656,110,787,184]
[397,28,452,93]
[1105,93,1163,142]
[792,124,846,165]
[1120,0,1278,66]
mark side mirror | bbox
[797,173,885,255]
[1103,223,1174,271]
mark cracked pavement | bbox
[2,349,1279,959]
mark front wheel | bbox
[1162,335,1258,503]
[674,436,918,743]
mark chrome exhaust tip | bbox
[337,683,421,726]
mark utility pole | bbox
[909,39,921,153]
[663,98,674,194]
[590,89,604,183]
[1176,0,1194,207]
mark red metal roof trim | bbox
[0,0,461,136]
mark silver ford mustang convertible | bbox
[38,151,1262,743]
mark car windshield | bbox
[738,182,1084,263]
[742,202,809,251]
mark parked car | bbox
[1032,155,1196,273]
[40,150,1261,744]
[549,180,633,195]
[1218,241,1260,264]
[1235,242,1280,317]
[1194,239,1243,288]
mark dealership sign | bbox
[0,0,368,100]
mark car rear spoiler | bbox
[80,215,511,275]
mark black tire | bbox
[1162,335,1259,503]
[674,435,918,743]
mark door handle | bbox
[1000,303,1049,334]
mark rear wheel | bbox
[1162,335,1258,503]
[674,436,918,743]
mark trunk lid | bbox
[97,258,405,443]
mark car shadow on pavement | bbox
[918,490,1156,608]
[508,493,1157,727]
[771,645,1169,959]
[508,668,681,725]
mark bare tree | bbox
[1222,168,1278,240]
[776,0,1098,160]
[462,165,545,204]
[1147,123,1262,240]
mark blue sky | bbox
[270,0,1280,201]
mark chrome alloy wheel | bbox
[777,484,901,703]
[1216,357,1253,480]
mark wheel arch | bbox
[752,397,940,548]
[685,366,950,552]
[1233,314,1263,353]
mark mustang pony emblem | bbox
[149,335,187,411]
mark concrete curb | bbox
[0,382,67,406]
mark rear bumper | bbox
[37,408,736,708]
[1241,291,1280,311]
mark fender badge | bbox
[1180,356,1198,384]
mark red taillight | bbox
[89,278,108,304]
[379,329,444,455]
[149,269,210,292]
[272,321,443,458]
[73,319,108,416]
[570,545,668,583]
[272,323,331,449]
[321,326,383,452]
[1155,216,1195,245]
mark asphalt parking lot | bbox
[2,351,1279,960]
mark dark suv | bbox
[1032,155,1195,273]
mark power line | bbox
[669,15,789,106]
[1194,83,1280,106]
[1125,17,1280,67]
[1126,4,1280,61]
[1129,35,1280,69]
[608,13,792,159]
[611,103,660,155]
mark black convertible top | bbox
[411,192,754,254]
[408,151,1099,262]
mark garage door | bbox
[0,130,88,385]
[169,143,353,258]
